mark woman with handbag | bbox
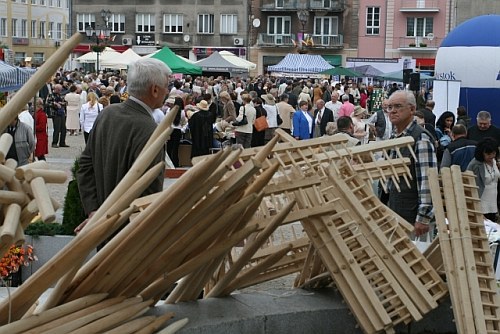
[251,97,267,147]
[232,94,256,148]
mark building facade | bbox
[0,0,70,67]
[72,0,249,62]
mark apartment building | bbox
[0,0,70,66]
[72,0,249,61]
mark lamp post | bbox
[297,10,309,53]
[85,10,111,73]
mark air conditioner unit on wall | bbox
[233,37,244,46]
[122,38,132,46]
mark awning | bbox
[73,44,129,54]
[322,55,342,66]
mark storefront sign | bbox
[136,34,155,46]
[12,38,29,46]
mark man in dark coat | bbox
[313,99,334,137]
[77,58,171,232]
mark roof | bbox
[195,51,248,73]
[267,54,333,74]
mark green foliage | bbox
[61,156,86,236]
[25,220,66,237]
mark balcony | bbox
[310,34,344,48]
[261,0,346,11]
[398,36,441,51]
[309,0,346,12]
[261,0,301,11]
[400,0,439,12]
[257,33,297,47]
[257,33,343,49]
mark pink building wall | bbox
[358,0,387,58]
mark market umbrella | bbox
[320,66,364,77]
[346,65,383,77]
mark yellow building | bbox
[0,0,70,67]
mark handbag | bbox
[254,115,269,132]
[233,106,248,126]
[276,105,283,125]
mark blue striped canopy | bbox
[0,61,37,92]
[268,54,333,75]
[0,61,19,92]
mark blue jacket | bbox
[293,111,313,140]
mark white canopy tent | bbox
[219,51,256,70]
[99,48,141,69]
[76,47,120,64]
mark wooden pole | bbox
[0,133,13,162]
[23,169,67,184]
[0,203,21,246]
[0,33,82,133]
[29,177,56,223]
[0,214,120,324]
[0,294,108,334]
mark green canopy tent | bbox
[320,66,364,77]
[152,46,202,75]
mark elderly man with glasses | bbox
[383,91,437,239]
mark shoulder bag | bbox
[233,106,248,126]
[254,114,269,132]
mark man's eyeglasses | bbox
[387,103,409,111]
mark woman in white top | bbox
[233,94,256,148]
[261,93,279,143]
[351,105,369,144]
[80,92,103,144]
[64,85,81,136]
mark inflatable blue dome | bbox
[435,15,500,125]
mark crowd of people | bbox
[3,62,498,240]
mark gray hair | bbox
[341,94,349,102]
[477,110,491,121]
[127,58,172,98]
[391,90,416,107]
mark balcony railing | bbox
[261,0,301,10]
[261,0,346,10]
[310,34,343,47]
[309,0,346,11]
[257,33,343,48]
[257,33,297,46]
[400,0,439,11]
[398,36,441,49]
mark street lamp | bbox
[85,12,111,72]
[297,10,309,39]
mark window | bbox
[31,20,36,38]
[314,16,338,35]
[77,13,95,32]
[39,0,45,5]
[31,0,37,4]
[267,16,291,35]
[406,17,433,37]
[48,0,53,6]
[48,22,54,38]
[163,14,183,33]
[198,14,214,34]
[275,0,284,8]
[220,14,237,34]
[14,52,26,65]
[136,14,155,33]
[109,14,125,33]
[39,20,45,38]
[0,18,6,37]
[21,19,27,37]
[12,19,18,37]
[33,52,44,65]
[56,0,61,7]
[366,7,380,35]
[56,23,62,39]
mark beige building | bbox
[0,0,70,67]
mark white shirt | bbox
[264,104,278,128]
[325,101,342,121]
[18,110,34,131]
[80,102,103,133]
[152,108,165,125]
